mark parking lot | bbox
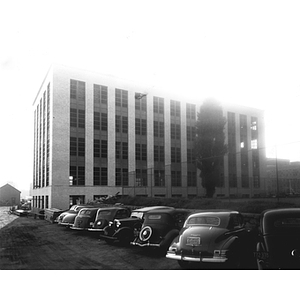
[0,210,181,270]
[0,207,260,270]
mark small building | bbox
[0,184,21,206]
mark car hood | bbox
[177,226,228,250]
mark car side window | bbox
[228,214,243,229]
[116,209,130,219]
[174,213,186,229]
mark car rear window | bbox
[186,216,220,226]
[148,215,162,220]
[274,218,300,228]
[79,210,93,215]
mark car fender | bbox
[160,229,180,249]
[222,235,240,251]
[114,226,133,238]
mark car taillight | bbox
[214,250,228,258]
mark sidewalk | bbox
[0,207,19,230]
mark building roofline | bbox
[0,183,21,193]
[32,65,52,106]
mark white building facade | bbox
[31,64,266,210]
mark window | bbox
[186,103,196,119]
[70,137,77,156]
[70,166,85,186]
[135,93,147,111]
[94,167,100,185]
[122,142,128,159]
[116,115,121,133]
[94,112,100,130]
[171,123,180,139]
[101,167,108,185]
[122,116,128,134]
[116,168,128,186]
[171,171,181,187]
[153,96,164,114]
[94,84,107,104]
[188,171,197,187]
[171,147,181,162]
[70,108,77,127]
[136,118,147,135]
[171,100,180,117]
[116,142,121,159]
[101,140,107,158]
[154,170,165,186]
[101,113,107,131]
[94,139,100,158]
[136,169,147,186]
[78,138,85,157]
[115,88,128,108]
[251,139,258,149]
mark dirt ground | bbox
[0,208,180,270]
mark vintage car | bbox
[56,205,83,225]
[130,208,190,254]
[255,208,300,270]
[88,206,131,233]
[166,210,252,269]
[101,206,173,244]
[70,207,102,231]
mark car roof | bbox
[132,206,173,212]
[145,208,190,215]
[260,208,300,233]
[97,206,128,212]
[189,210,240,217]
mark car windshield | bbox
[130,212,143,219]
[79,210,94,215]
[186,216,221,226]
[69,205,77,211]
[274,218,300,228]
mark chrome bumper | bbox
[131,241,160,248]
[166,252,228,263]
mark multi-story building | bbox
[31,64,266,210]
[266,158,300,196]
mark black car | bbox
[255,208,300,269]
[88,206,131,233]
[101,206,173,245]
[166,210,253,269]
[131,208,190,254]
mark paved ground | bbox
[0,207,181,270]
[0,207,257,270]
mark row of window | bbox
[72,80,197,119]
[72,138,196,164]
[70,166,198,187]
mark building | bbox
[266,158,300,196]
[0,184,21,206]
[31,64,266,210]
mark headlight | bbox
[115,220,121,228]
[97,221,102,226]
